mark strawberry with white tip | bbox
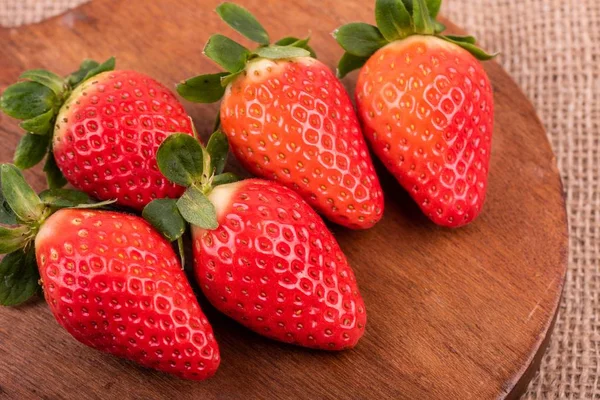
[335,0,496,227]
[144,133,367,350]
[176,2,384,230]
[0,58,195,210]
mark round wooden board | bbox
[0,1,567,399]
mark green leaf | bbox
[254,45,310,59]
[177,73,229,104]
[66,59,99,87]
[445,35,477,44]
[204,34,250,73]
[43,153,67,189]
[177,236,185,268]
[333,23,388,58]
[275,36,317,58]
[0,180,16,225]
[176,186,218,230]
[412,0,435,35]
[375,0,413,42]
[337,52,369,78]
[13,133,50,170]
[0,164,44,223]
[19,69,65,98]
[0,224,29,254]
[206,130,229,175]
[82,57,116,82]
[19,108,55,135]
[0,249,40,306]
[156,134,205,186]
[39,189,91,208]
[212,172,239,187]
[0,81,56,120]
[142,199,186,242]
[221,70,244,88]
[71,199,116,209]
[441,36,498,60]
[216,2,270,45]
[434,21,446,34]
[401,0,414,13]
[427,0,442,18]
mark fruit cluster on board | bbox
[0,0,495,381]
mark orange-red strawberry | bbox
[177,3,384,230]
[145,134,367,350]
[0,165,220,380]
[192,179,367,350]
[0,58,194,210]
[335,0,496,227]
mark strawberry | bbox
[334,0,496,227]
[0,58,194,211]
[176,2,384,230]
[144,133,367,350]
[0,165,220,380]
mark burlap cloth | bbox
[1,0,598,398]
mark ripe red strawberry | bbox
[0,165,219,380]
[177,2,384,230]
[335,0,496,227]
[144,133,367,350]
[192,179,367,350]
[0,58,194,210]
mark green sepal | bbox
[0,81,56,120]
[434,21,446,34]
[39,189,92,209]
[204,34,250,73]
[176,186,218,230]
[221,70,243,88]
[440,36,499,60]
[254,45,310,60]
[66,59,99,87]
[177,73,229,104]
[275,36,317,58]
[13,133,50,170]
[0,164,44,223]
[82,57,116,82]
[212,172,239,187]
[156,134,205,186]
[71,199,116,210]
[426,0,442,18]
[19,108,55,135]
[0,198,16,226]
[337,52,369,78]
[0,249,40,307]
[177,236,185,268]
[142,198,186,242]
[412,0,435,35]
[18,69,65,98]
[43,152,67,189]
[216,2,270,45]
[444,35,477,45]
[0,224,30,254]
[333,23,388,58]
[375,0,412,42]
[206,130,229,175]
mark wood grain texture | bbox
[0,0,567,399]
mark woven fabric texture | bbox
[1,1,599,398]
[0,0,89,27]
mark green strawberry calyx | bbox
[142,130,239,263]
[0,163,115,306]
[176,2,316,105]
[333,0,499,78]
[0,58,116,189]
